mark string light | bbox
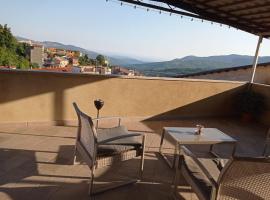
[105,0,231,31]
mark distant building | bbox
[35,66,81,73]
[111,66,141,76]
[80,65,111,75]
[0,66,16,70]
[45,48,81,59]
[18,40,32,45]
[72,58,79,66]
[27,44,44,67]
[178,62,270,85]
[54,57,69,67]
[98,66,111,75]
[80,66,98,74]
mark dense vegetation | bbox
[0,24,31,69]
[79,54,108,66]
[78,54,97,65]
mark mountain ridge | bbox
[126,54,270,77]
[16,36,145,66]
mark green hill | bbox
[127,55,270,77]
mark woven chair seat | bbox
[96,126,142,168]
[97,126,141,145]
[96,149,140,168]
[183,153,221,200]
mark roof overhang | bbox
[119,0,270,38]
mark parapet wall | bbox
[185,64,270,85]
[251,83,270,125]
[0,70,247,125]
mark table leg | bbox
[173,143,181,192]
[172,141,179,168]
[159,129,176,168]
[159,128,166,153]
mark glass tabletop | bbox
[164,127,236,144]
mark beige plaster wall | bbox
[189,66,270,85]
[0,70,247,124]
[251,83,270,126]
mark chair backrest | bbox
[217,157,270,200]
[73,102,97,167]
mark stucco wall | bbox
[251,83,270,125]
[0,70,247,124]
[188,65,270,85]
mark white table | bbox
[159,127,237,168]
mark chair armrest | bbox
[93,116,122,126]
[98,133,143,145]
[181,146,218,189]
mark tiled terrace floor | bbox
[0,118,268,200]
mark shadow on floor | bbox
[0,146,179,200]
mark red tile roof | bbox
[34,67,73,72]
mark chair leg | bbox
[73,148,77,165]
[89,168,95,197]
[139,135,146,180]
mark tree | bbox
[0,24,30,69]
[78,54,90,65]
[78,54,98,66]
[0,24,17,51]
[96,54,107,66]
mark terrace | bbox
[1,0,270,199]
[0,70,269,200]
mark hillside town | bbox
[1,38,142,76]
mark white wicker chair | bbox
[72,102,146,197]
[176,146,270,200]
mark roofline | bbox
[176,62,270,78]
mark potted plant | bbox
[235,90,266,122]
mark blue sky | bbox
[0,0,269,61]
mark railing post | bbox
[251,35,263,83]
